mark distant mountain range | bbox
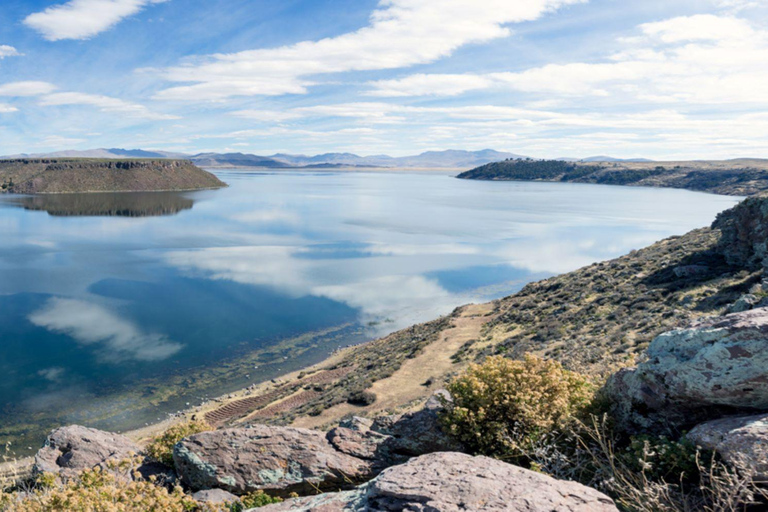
[0,148,657,168]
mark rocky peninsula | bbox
[457,158,768,196]
[0,159,225,194]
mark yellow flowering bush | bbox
[2,466,198,512]
[441,354,594,459]
[146,419,212,467]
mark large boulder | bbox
[327,389,462,470]
[369,389,463,459]
[253,452,618,512]
[34,425,143,481]
[687,414,768,480]
[606,307,768,431]
[173,425,371,496]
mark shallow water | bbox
[0,170,741,453]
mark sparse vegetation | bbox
[0,459,198,512]
[234,490,285,510]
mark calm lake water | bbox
[0,170,740,453]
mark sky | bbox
[0,0,767,159]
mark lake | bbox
[0,170,741,454]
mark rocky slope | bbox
[0,159,225,194]
[458,158,768,195]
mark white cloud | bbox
[365,14,768,106]
[29,298,183,362]
[230,110,304,122]
[24,0,167,41]
[0,45,21,59]
[39,91,179,120]
[154,0,583,100]
[0,104,18,113]
[0,81,58,96]
[367,74,497,97]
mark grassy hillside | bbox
[0,159,225,194]
[457,158,768,196]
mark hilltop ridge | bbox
[0,159,225,194]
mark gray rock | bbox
[728,294,759,313]
[34,425,142,481]
[326,426,390,461]
[687,414,768,479]
[193,489,241,505]
[253,452,618,512]
[370,391,463,459]
[338,416,373,433]
[606,307,768,431]
[173,425,371,496]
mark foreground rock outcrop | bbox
[687,414,768,480]
[173,425,371,496]
[606,307,768,431]
[33,425,167,481]
[254,452,619,512]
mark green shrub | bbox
[347,390,377,406]
[441,354,594,460]
[623,434,702,483]
[146,419,212,467]
[230,490,285,510]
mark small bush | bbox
[347,390,377,406]
[146,419,212,467]
[624,434,701,483]
[441,354,594,460]
[230,490,284,511]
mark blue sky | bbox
[0,0,767,158]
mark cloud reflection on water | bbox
[29,298,183,362]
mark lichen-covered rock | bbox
[173,425,371,496]
[34,425,143,481]
[606,308,768,431]
[253,452,618,512]
[687,414,768,479]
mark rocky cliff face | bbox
[713,192,768,269]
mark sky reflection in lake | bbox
[0,170,741,450]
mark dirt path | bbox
[292,302,497,429]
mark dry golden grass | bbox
[292,302,497,429]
